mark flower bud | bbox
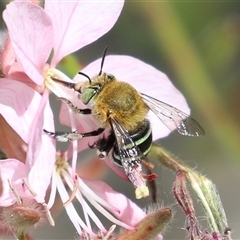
[0,200,44,234]
[117,207,172,240]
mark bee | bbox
[45,47,204,200]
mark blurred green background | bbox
[1,1,240,239]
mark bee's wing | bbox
[109,117,146,189]
[141,93,204,137]
[110,117,143,162]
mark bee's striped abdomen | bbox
[112,119,152,166]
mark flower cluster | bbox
[0,1,174,239]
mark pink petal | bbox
[27,134,56,203]
[0,36,43,91]
[45,1,124,66]
[26,90,49,167]
[7,63,43,92]
[0,79,43,143]
[73,55,190,140]
[83,179,146,226]
[76,157,107,180]
[26,90,56,203]
[0,159,26,182]
[0,37,15,76]
[3,2,53,84]
[104,157,129,181]
[0,159,27,206]
[0,83,55,203]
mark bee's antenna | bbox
[98,46,108,76]
[78,72,92,84]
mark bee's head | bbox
[80,72,115,105]
[78,46,114,105]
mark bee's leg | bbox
[44,128,105,142]
[58,97,91,115]
[89,131,115,159]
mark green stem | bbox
[150,143,228,233]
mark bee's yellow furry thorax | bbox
[92,79,149,132]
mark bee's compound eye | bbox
[106,74,115,80]
[81,88,97,105]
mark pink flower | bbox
[1,0,150,237]
[2,0,124,90]
[0,80,55,204]
[1,0,123,197]
[0,1,175,239]
[0,81,56,230]
[1,0,126,207]
[48,151,149,237]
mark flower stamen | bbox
[63,174,79,206]
[100,224,116,240]
[52,152,136,236]
[8,179,22,204]
[22,178,37,197]
[42,202,55,226]
[44,68,73,98]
